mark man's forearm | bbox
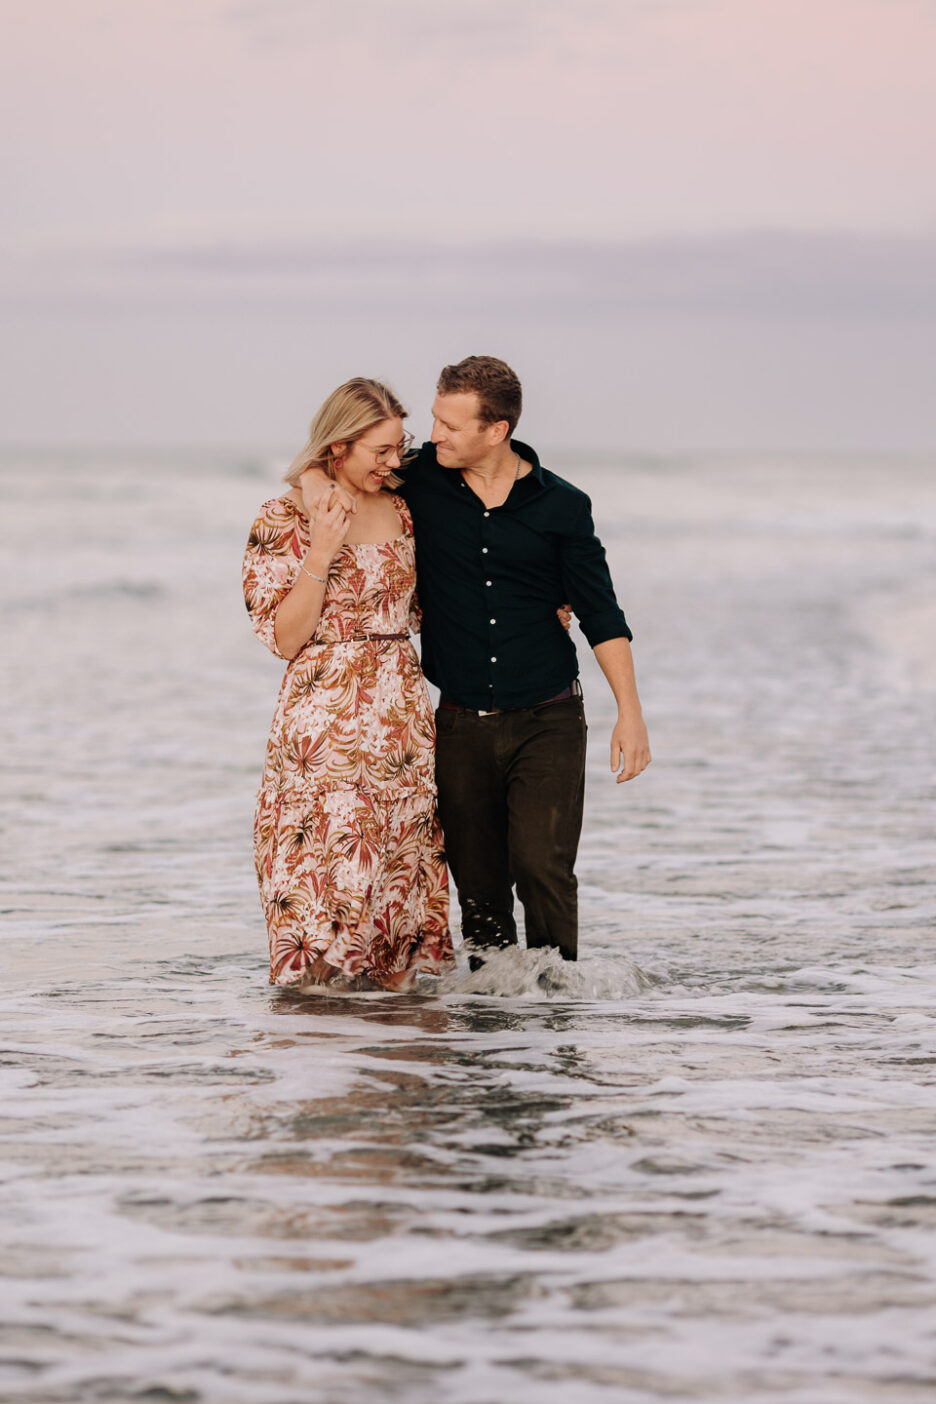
[593,637,644,717]
[593,637,651,783]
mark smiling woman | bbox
[284,378,411,492]
[242,378,452,991]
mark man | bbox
[307,355,650,966]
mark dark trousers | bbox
[434,695,587,961]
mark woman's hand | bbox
[306,488,351,567]
[557,603,573,632]
[272,473,353,658]
[300,468,356,520]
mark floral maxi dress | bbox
[243,493,452,985]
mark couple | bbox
[242,356,650,990]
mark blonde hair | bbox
[285,378,409,490]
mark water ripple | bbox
[2,453,936,1401]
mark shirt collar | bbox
[416,437,547,503]
[417,437,544,478]
[510,438,544,482]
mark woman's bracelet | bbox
[299,564,327,585]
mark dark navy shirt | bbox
[397,440,631,709]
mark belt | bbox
[322,632,409,643]
[439,681,580,717]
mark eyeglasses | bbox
[356,431,415,467]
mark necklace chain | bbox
[465,452,521,490]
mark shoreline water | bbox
[1,449,934,1401]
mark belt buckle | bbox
[476,708,496,717]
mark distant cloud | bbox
[5,234,935,319]
[222,0,685,57]
[224,0,530,49]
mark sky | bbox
[2,0,935,451]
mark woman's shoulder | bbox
[257,491,299,518]
[387,491,414,534]
[246,494,303,553]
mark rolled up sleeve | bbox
[559,496,632,647]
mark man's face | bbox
[430,392,505,469]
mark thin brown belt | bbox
[439,681,580,716]
[325,632,409,643]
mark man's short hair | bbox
[437,356,522,434]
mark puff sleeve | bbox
[242,500,302,661]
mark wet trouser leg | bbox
[434,696,587,962]
[434,706,518,953]
[504,697,586,961]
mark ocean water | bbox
[1,449,935,1403]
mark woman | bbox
[242,378,452,990]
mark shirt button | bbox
[483,511,490,517]
[481,547,488,554]
[485,580,492,586]
[489,618,496,624]
[490,656,497,663]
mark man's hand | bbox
[299,467,357,519]
[556,602,572,632]
[591,638,651,785]
[610,714,651,784]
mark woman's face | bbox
[334,417,407,495]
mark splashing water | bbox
[436,945,655,999]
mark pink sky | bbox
[1,0,934,448]
[3,0,935,251]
